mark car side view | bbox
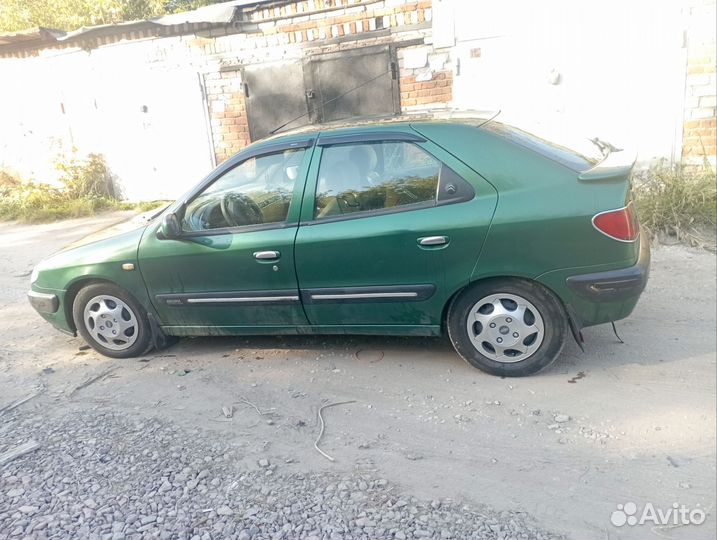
[28,116,650,376]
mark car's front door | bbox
[294,130,498,332]
[138,141,314,334]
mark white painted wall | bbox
[438,0,688,163]
[0,40,214,201]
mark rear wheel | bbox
[447,279,567,376]
[72,283,152,358]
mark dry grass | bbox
[633,161,716,250]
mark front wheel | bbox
[72,283,152,358]
[447,279,567,377]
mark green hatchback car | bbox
[28,117,649,376]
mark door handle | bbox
[253,250,280,261]
[418,236,449,247]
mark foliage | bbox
[0,154,166,223]
[56,152,114,198]
[134,199,171,212]
[0,0,224,33]
[633,161,717,249]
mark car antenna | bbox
[269,68,393,135]
[475,109,501,128]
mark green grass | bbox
[133,200,171,213]
[0,195,169,223]
[0,178,168,223]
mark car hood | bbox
[33,223,149,286]
[62,212,160,251]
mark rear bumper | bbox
[566,233,650,302]
[28,290,59,314]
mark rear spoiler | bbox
[578,149,637,182]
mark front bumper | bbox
[28,288,75,335]
[566,232,650,302]
[28,290,59,314]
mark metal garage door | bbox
[243,61,309,141]
[308,45,399,123]
[243,45,399,141]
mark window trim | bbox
[302,199,436,226]
[436,164,476,206]
[317,131,426,146]
[177,139,314,237]
[178,220,294,239]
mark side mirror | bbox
[160,212,181,239]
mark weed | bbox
[634,161,716,249]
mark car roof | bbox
[260,109,498,143]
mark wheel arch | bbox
[441,275,573,333]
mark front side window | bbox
[183,149,305,232]
[315,141,441,220]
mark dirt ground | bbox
[1,213,715,540]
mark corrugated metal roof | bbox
[0,27,65,47]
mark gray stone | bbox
[18,506,38,514]
[216,506,233,516]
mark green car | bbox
[28,117,649,376]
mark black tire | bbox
[447,278,567,377]
[72,282,153,359]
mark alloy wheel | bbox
[82,294,139,351]
[465,293,545,363]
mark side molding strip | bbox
[302,284,435,304]
[158,285,436,307]
[157,290,301,307]
[186,296,299,304]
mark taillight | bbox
[592,203,639,241]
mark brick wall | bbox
[399,70,452,108]
[198,0,452,163]
[204,69,252,164]
[682,0,716,165]
[241,0,433,45]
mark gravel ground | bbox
[0,409,554,540]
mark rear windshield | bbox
[481,122,601,171]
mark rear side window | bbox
[481,122,600,171]
[315,141,441,220]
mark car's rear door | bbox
[138,140,314,334]
[294,129,498,332]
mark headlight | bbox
[30,266,40,284]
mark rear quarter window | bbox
[481,122,601,172]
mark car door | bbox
[294,129,498,332]
[138,140,314,333]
